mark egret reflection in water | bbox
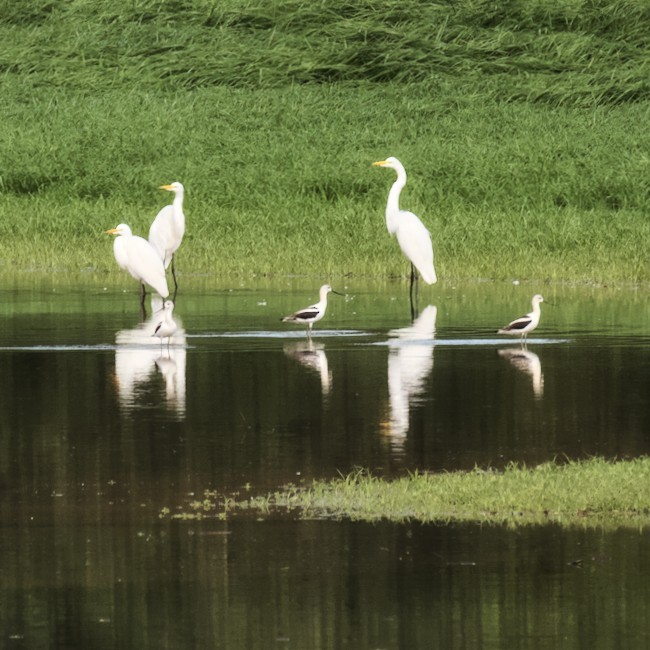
[114,301,187,416]
[498,348,544,398]
[284,339,332,395]
[384,305,437,452]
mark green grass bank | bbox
[169,458,650,529]
[1,0,649,283]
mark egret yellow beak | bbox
[372,160,388,167]
[105,228,119,234]
[160,184,174,191]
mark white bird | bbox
[281,284,343,337]
[149,181,185,290]
[153,300,178,348]
[372,157,437,305]
[106,223,170,302]
[498,294,544,344]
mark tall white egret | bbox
[498,294,544,344]
[373,157,437,311]
[281,284,343,337]
[149,181,185,290]
[105,223,170,303]
[153,300,178,348]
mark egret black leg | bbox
[409,264,419,321]
[171,256,179,292]
[140,283,147,321]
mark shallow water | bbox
[1,276,649,647]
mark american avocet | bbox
[153,300,178,348]
[498,294,544,344]
[149,182,185,291]
[372,157,437,310]
[106,224,170,304]
[281,284,343,337]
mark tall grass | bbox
[1,0,649,282]
[2,0,649,105]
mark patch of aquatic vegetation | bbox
[162,458,650,529]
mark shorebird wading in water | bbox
[498,294,544,345]
[282,284,343,337]
[153,300,178,349]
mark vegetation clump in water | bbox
[164,458,650,529]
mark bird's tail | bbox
[420,267,437,284]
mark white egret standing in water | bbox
[372,157,437,315]
[106,223,170,305]
[149,181,185,291]
[281,284,343,337]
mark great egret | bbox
[498,294,544,344]
[149,181,185,291]
[372,157,437,309]
[105,223,170,303]
[153,300,178,348]
[281,284,343,337]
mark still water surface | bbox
[1,277,649,648]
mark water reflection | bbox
[498,348,544,398]
[384,305,437,452]
[284,339,332,395]
[114,303,187,416]
[2,281,650,649]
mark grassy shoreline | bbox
[1,83,649,284]
[2,1,650,282]
[167,458,650,529]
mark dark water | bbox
[1,277,649,648]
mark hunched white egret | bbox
[149,181,185,291]
[373,157,437,314]
[282,284,343,337]
[498,294,544,344]
[106,223,170,303]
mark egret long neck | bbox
[386,169,406,235]
[172,193,185,231]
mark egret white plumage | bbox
[372,157,437,306]
[149,181,185,290]
[281,284,343,337]
[106,223,170,302]
[153,300,178,348]
[498,294,544,344]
